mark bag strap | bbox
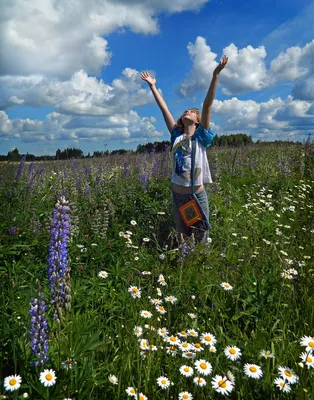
[191,138,195,195]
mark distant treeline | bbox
[0,134,305,161]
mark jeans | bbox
[172,188,210,243]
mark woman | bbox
[141,55,228,243]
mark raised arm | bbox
[201,55,228,130]
[140,71,176,133]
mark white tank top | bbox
[171,133,212,186]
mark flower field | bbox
[0,142,314,399]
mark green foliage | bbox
[0,143,314,399]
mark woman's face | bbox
[181,109,199,124]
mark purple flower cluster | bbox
[29,294,49,367]
[16,155,26,180]
[139,172,150,192]
[179,235,195,263]
[47,196,71,317]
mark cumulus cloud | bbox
[178,37,268,97]
[178,37,314,99]
[0,68,154,115]
[0,109,163,144]
[0,0,208,78]
[211,96,313,140]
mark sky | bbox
[1,0,314,156]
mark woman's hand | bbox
[140,71,156,87]
[213,55,228,76]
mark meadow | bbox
[0,142,313,400]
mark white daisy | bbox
[211,375,234,395]
[278,366,299,384]
[224,346,242,361]
[220,282,233,291]
[274,377,291,393]
[155,305,167,314]
[139,339,150,351]
[167,336,181,345]
[192,342,204,352]
[130,220,137,225]
[193,376,206,387]
[300,336,314,352]
[194,360,212,376]
[39,369,57,387]
[126,386,137,396]
[150,298,162,306]
[180,342,192,352]
[138,393,148,400]
[187,329,198,337]
[156,287,162,296]
[209,346,217,353]
[260,350,275,359]
[158,274,167,286]
[98,271,108,279]
[140,310,152,319]
[108,374,118,385]
[143,237,150,242]
[157,327,168,337]
[244,363,263,379]
[182,352,196,359]
[179,365,194,377]
[300,352,314,368]
[200,332,217,346]
[128,286,141,299]
[156,376,170,389]
[188,313,196,319]
[166,346,177,356]
[178,391,193,400]
[4,375,22,391]
[134,326,143,337]
[178,330,188,338]
[165,296,178,304]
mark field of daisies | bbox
[1,142,314,399]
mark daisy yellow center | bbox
[130,389,136,394]
[161,330,165,333]
[181,331,187,335]
[159,306,164,310]
[183,343,189,348]
[9,379,17,386]
[66,359,72,365]
[229,348,236,354]
[306,356,312,363]
[218,379,227,388]
[186,353,193,357]
[284,370,292,377]
[190,331,196,335]
[225,284,230,288]
[280,382,285,388]
[182,395,189,400]
[169,297,173,300]
[170,346,175,351]
[309,341,314,348]
[46,374,53,381]
[132,288,138,292]
[170,337,176,342]
[204,336,212,342]
[200,363,207,370]
[184,367,190,372]
[249,366,257,373]
[198,379,203,383]
[161,379,167,384]
[195,343,201,348]
[139,396,145,400]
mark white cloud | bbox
[1,0,208,78]
[178,37,268,97]
[0,68,154,115]
[211,96,313,140]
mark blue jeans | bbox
[172,188,210,243]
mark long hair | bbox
[176,108,201,132]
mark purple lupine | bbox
[29,293,49,367]
[8,226,18,236]
[139,172,149,192]
[16,155,26,180]
[47,196,71,320]
[179,235,195,263]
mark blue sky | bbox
[1,0,314,155]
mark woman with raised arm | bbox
[141,56,228,243]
